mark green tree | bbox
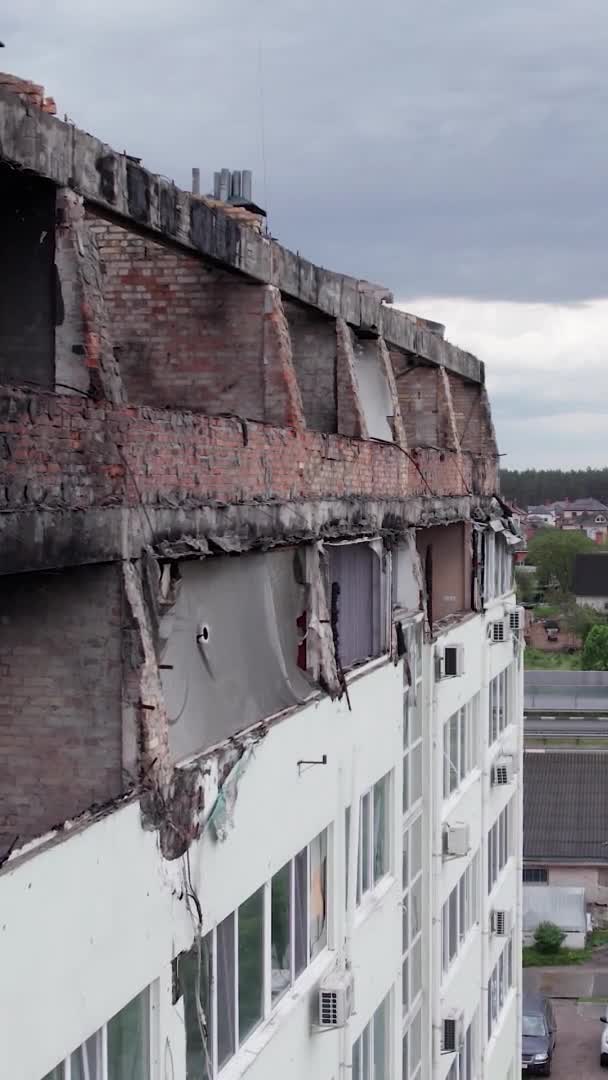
[581,624,608,671]
[566,602,608,645]
[527,529,594,593]
[515,569,537,604]
[533,921,566,955]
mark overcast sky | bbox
[4,0,608,468]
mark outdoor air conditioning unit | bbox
[435,644,464,680]
[491,909,512,937]
[442,823,471,858]
[491,756,514,786]
[489,619,509,644]
[317,970,355,1030]
[509,608,523,633]
[442,1012,464,1054]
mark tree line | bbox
[500,468,608,507]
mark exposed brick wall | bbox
[0,387,482,520]
[283,299,337,432]
[392,358,439,447]
[0,564,124,852]
[88,217,266,419]
[0,71,56,114]
[447,373,483,454]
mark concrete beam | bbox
[0,88,484,385]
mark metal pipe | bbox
[242,169,252,201]
[219,168,230,202]
[231,170,242,199]
[191,167,200,195]
[213,171,221,199]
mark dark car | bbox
[522,992,556,1075]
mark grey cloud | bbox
[4,0,608,302]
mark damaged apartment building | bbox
[0,73,524,1080]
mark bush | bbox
[533,921,566,954]
[582,624,608,671]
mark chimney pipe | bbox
[242,170,252,201]
[191,167,200,195]
[219,168,230,202]
[231,170,242,199]
[213,171,221,199]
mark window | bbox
[445,1010,478,1080]
[42,988,151,1080]
[352,994,390,1080]
[183,829,329,1077]
[484,532,514,602]
[523,867,548,885]
[441,854,480,974]
[443,695,480,798]
[403,620,423,817]
[354,774,391,904]
[487,802,513,893]
[402,813,423,1017]
[487,938,514,1040]
[489,666,511,745]
[326,541,388,669]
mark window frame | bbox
[42,986,154,1080]
[523,866,548,885]
[441,852,480,975]
[353,993,392,1080]
[182,828,330,1078]
[443,695,480,799]
[487,802,512,895]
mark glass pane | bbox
[410,816,422,879]
[345,807,350,903]
[71,1033,102,1080]
[448,888,458,962]
[238,887,265,1042]
[411,937,422,1000]
[402,830,409,889]
[410,1006,422,1070]
[352,1034,362,1080]
[402,750,409,814]
[271,863,291,1002]
[402,1032,409,1080]
[410,743,422,805]
[294,847,308,976]
[443,722,449,799]
[362,1023,371,1080]
[402,891,409,950]
[309,829,328,959]
[361,791,371,893]
[42,1067,65,1080]
[449,714,458,793]
[402,954,409,1015]
[459,708,466,781]
[411,876,422,939]
[411,696,422,743]
[459,875,466,941]
[182,934,212,1080]
[373,996,388,1079]
[373,776,388,882]
[108,987,150,1080]
[217,912,236,1067]
[403,690,410,748]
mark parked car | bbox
[522,992,557,1075]
[600,1006,608,1066]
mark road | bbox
[524,962,608,1078]
[525,715,608,738]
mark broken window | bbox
[483,530,514,603]
[45,987,151,1080]
[326,541,388,670]
[353,339,395,441]
[159,550,315,762]
[182,933,212,1080]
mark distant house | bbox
[562,512,608,544]
[527,505,556,525]
[524,751,608,917]
[574,553,608,611]
[561,497,608,519]
[523,886,587,949]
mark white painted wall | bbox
[0,592,524,1080]
[576,594,608,611]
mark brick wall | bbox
[283,299,337,432]
[0,387,480,522]
[393,358,439,447]
[0,564,124,852]
[88,218,266,418]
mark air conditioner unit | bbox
[491,756,514,786]
[489,619,509,644]
[491,909,512,937]
[509,608,523,633]
[442,823,470,858]
[435,644,464,680]
[442,1012,464,1054]
[317,970,355,1030]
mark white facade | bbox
[0,544,522,1080]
